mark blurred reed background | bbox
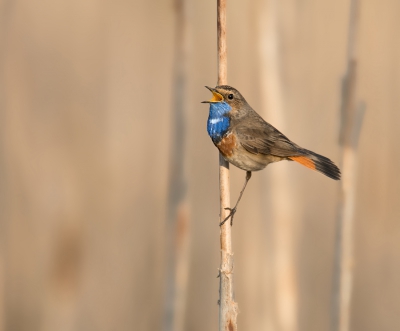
[1,0,400,330]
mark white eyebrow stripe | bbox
[209,118,223,124]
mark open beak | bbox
[201,86,224,103]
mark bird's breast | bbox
[216,132,237,158]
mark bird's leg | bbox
[220,171,252,226]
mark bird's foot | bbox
[219,207,237,227]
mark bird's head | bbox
[202,85,248,116]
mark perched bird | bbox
[202,85,341,225]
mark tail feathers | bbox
[289,150,341,180]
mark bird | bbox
[202,85,341,226]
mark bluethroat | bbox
[202,85,340,226]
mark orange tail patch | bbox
[289,156,316,170]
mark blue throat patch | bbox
[207,101,231,143]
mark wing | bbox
[233,113,302,157]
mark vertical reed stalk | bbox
[217,1,238,330]
[259,1,298,330]
[331,1,364,330]
[163,1,190,330]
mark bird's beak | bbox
[201,86,224,103]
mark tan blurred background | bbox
[1,0,400,330]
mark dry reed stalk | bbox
[217,1,238,330]
[163,1,191,330]
[258,1,298,330]
[331,0,364,330]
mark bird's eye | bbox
[228,94,234,100]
